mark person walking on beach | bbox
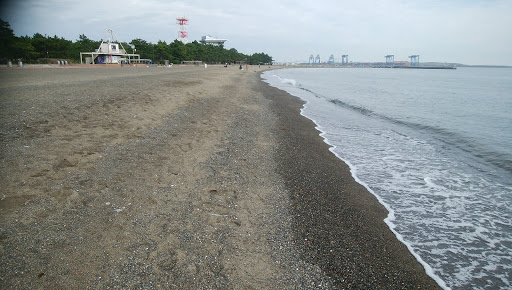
[239,64,242,70]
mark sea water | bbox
[262,67,512,289]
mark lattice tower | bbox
[176,17,189,43]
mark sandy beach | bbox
[0,65,439,288]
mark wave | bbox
[268,72,512,174]
[272,74,297,86]
[324,97,512,175]
[262,69,512,289]
[296,91,450,290]
[266,69,512,173]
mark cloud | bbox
[1,0,511,65]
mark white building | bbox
[80,29,141,64]
[200,35,227,46]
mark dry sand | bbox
[0,65,439,288]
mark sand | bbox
[0,65,439,288]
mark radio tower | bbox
[176,17,189,43]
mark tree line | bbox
[0,19,273,65]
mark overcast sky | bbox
[2,0,511,65]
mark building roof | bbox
[200,35,227,45]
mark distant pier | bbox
[299,53,457,69]
[393,65,456,70]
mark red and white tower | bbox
[176,17,189,43]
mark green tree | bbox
[75,34,100,52]
[0,18,17,61]
[120,42,132,54]
[249,52,273,65]
[70,34,101,61]
[0,19,274,65]
[185,41,204,61]
[15,36,38,60]
[130,38,152,59]
[154,40,169,62]
[169,40,187,63]
[29,33,72,59]
[30,33,47,58]
[226,48,245,64]
[49,35,72,58]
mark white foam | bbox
[310,115,451,290]
[262,70,449,289]
[424,177,445,190]
[272,73,297,86]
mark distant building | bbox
[80,29,141,64]
[200,35,227,46]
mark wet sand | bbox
[0,65,439,288]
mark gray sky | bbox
[2,0,511,65]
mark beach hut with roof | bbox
[80,29,141,64]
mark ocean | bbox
[262,67,512,289]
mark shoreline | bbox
[257,71,441,288]
[261,69,447,288]
[0,66,439,288]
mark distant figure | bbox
[239,64,242,70]
[246,64,248,70]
